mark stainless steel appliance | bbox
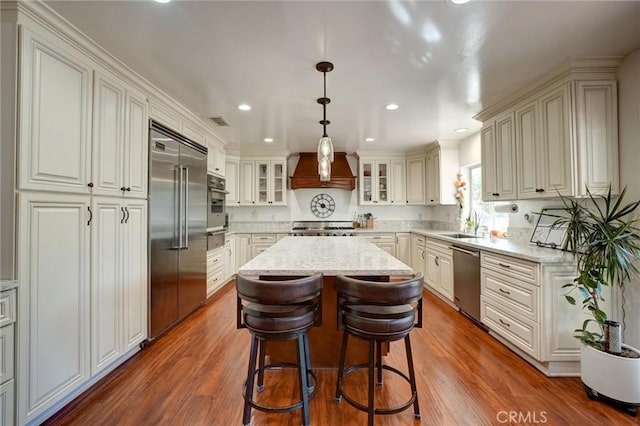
[207,174,228,231]
[148,122,208,339]
[289,221,356,236]
[452,245,481,323]
[207,230,225,251]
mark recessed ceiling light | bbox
[365,138,375,142]
[385,104,399,111]
[153,0,171,3]
[263,138,274,143]
[455,128,468,133]
[238,104,252,111]
[451,0,470,4]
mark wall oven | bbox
[207,174,228,231]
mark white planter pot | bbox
[581,343,640,406]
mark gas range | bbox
[289,221,357,236]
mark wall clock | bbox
[310,193,335,218]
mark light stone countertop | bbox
[238,236,413,276]
[410,229,574,264]
[225,225,573,264]
[0,280,18,291]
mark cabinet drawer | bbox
[425,237,452,254]
[207,267,225,296]
[0,290,16,327]
[251,234,277,243]
[481,252,538,284]
[360,233,395,244]
[207,250,224,273]
[0,324,14,384]
[411,234,425,246]
[0,378,14,426]
[482,271,538,321]
[481,297,539,359]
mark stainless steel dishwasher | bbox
[452,245,481,323]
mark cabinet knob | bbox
[126,187,131,192]
[87,182,94,188]
[237,201,241,204]
[535,188,545,193]
[215,168,220,171]
[430,199,434,202]
[492,192,500,197]
[121,186,126,191]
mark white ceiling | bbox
[44,0,640,154]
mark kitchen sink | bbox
[437,233,482,239]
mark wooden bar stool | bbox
[334,273,423,426]
[236,273,323,426]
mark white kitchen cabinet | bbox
[255,161,287,206]
[516,84,573,199]
[149,98,181,133]
[360,233,396,257]
[410,234,426,280]
[207,137,226,178]
[359,159,390,205]
[239,161,256,206]
[90,197,147,375]
[251,233,277,258]
[395,233,411,266]
[225,157,240,206]
[481,112,518,201]
[18,192,91,423]
[390,160,406,205]
[235,234,252,269]
[207,247,225,298]
[0,289,16,426]
[424,238,454,301]
[478,61,619,201]
[425,142,459,206]
[574,80,619,196]
[181,119,206,146]
[92,68,148,199]
[223,234,236,281]
[405,156,426,205]
[19,26,94,194]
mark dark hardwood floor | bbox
[45,281,639,425]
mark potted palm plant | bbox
[550,186,640,415]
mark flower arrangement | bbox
[454,173,466,211]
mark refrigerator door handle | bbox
[184,166,189,249]
[176,164,183,250]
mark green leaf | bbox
[565,295,576,305]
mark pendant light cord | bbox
[322,71,328,137]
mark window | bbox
[464,165,509,236]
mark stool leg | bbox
[376,340,383,388]
[296,334,310,426]
[243,335,259,426]
[367,339,375,426]
[334,331,349,403]
[404,335,421,419]
[257,338,266,392]
[303,333,314,393]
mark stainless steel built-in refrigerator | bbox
[148,122,207,339]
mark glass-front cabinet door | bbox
[359,159,391,205]
[271,161,286,205]
[254,160,287,206]
[256,161,269,205]
[376,161,389,204]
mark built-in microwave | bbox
[207,174,228,230]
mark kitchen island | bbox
[238,236,414,367]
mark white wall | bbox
[458,131,481,167]
[618,49,640,348]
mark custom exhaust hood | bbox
[290,152,356,190]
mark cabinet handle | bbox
[435,256,439,266]
[121,207,126,224]
[492,192,499,197]
[421,250,425,260]
[215,168,220,171]
[87,206,93,226]
[499,318,511,328]
[430,199,434,202]
[125,207,130,223]
[87,182,94,188]
[499,288,511,295]
[498,262,511,268]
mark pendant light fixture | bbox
[316,61,334,181]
